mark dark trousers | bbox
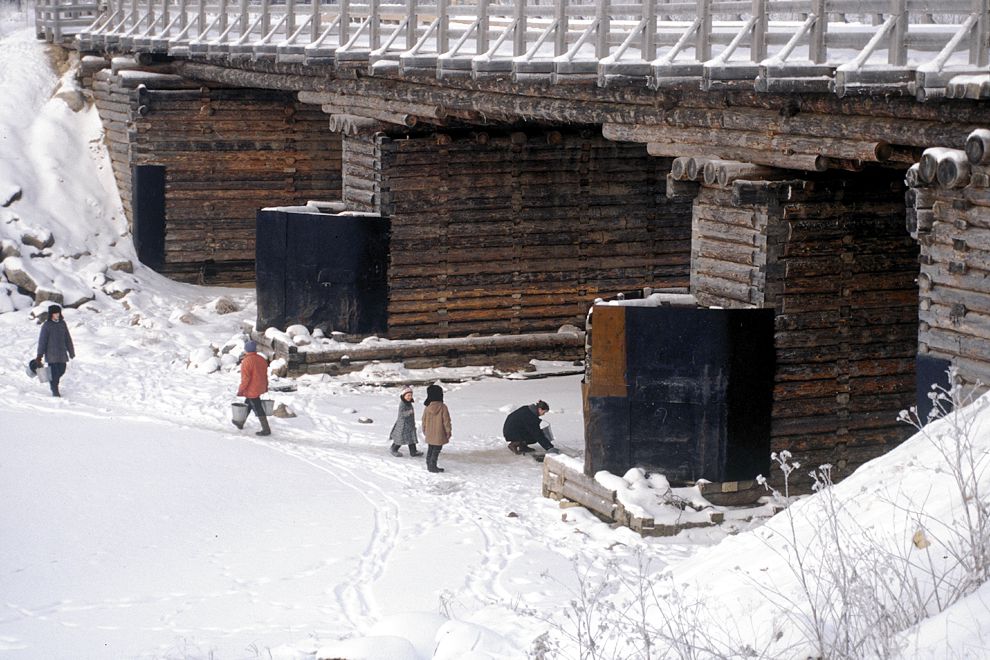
[426,445,443,470]
[245,397,266,419]
[508,427,554,450]
[49,362,67,395]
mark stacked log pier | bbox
[343,128,694,339]
[689,172,919,488]
[88,59,343,285]
[908,129,990,390]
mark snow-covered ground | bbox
[1,10,988,658]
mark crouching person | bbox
[236,340,271,436]
[503,400,558,455]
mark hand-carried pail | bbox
[37,366,52,383]
[261,399,275,416]
[232,402,250,425]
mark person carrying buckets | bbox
[233,340,271,436]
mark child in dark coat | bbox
[388,386,422,457]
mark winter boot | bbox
[408,444,422,457]
[507,441,522,454]
[390,444,403,457]
[256,414,272,437]
[426,446,444,473]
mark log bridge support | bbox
[75,51,990,486]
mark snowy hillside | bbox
[2,10,989,659]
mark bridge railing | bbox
[34,0,101,41]
[56,0,990,98]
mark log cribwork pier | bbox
[37,0,990,484]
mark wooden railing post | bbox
[238,0,248,36]
[161,0,170,31]
[286,0,295,37]
[696,0,711,61]
[131,0,138,29]
[975,0,990,67]
[260,0,270,35]
[53,0,62,40]
[311,0,321,41]
[405,0,416,49]
[643,0,656,61]
[339,0,349,46]
[889,0,907,66]
[751,0,767,62]
[478,0,489,54]
[554,0,567,56]
[513,0,526,57]
[370,0,380,49]
[218,0,228,34]
[438,0,448,52]
[178,0,188,30]
[810,0,825,63]
[596,0,609,58]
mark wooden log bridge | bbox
[43,0,990,488]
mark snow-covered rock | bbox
[264,327,292,346]
[208,295,238,314]
[169,309,201,325]
[0,281,32,312]
[1,238,20,259]
[188,347,219,374]
[2,257,94,307]
[20,225,54,249]
[3,256,40,293]
[108,259,133,273]
[285,324,311,339]
[270,357,288,377]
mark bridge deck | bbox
[37,0,990,101]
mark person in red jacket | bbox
[236,340,271,436]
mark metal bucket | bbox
[261,399,274,416]
[37,366,52,383]
[232,402,250,425]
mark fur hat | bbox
[48,304,62,317]
[424,384,444,405]
[400,386,413,398]
[244,340,258,353]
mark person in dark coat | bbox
[503,400,558,454]
[236,340,271,436]
[36,304,75,397]
[421,384,452,473]
[388,386,422,457]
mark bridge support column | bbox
[690,171,919,488]
[907,132,990,401]
[336,127,694,339]
[87,58,343,285]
